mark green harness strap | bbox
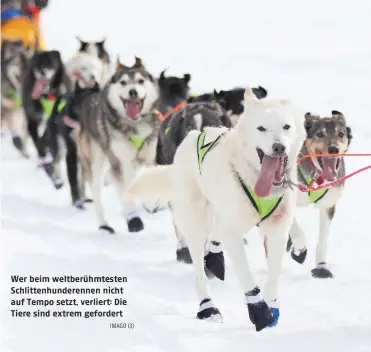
[196,131,282,220]
[298,165,328,204]
[129,135,146,150]
[7,88,22,107]
[39,97,68,120]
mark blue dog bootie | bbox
[267,299,280,327]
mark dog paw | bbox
[204,243,225,281]
[197,299,223,322]
[21,150,30,159]
[127,217,144,232]
[99,224,115,234]
[311,262,334,279]
[73,199,85,210]
[286,235,293,252]
[291,246,307,264]
[246,287,274,331]
[176,247,192,264]
[267,307,280,327]
[52,177,64,190]
[12,136,22,150]
[266,299,280,328]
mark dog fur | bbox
[21,50,72,169]
[283,111,353,278]
[1,39,31,156]
[75,37,112,85]
[75,57,192,232]
[124,88,306,330]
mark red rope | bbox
[296,153,371,192]
[154,101,187,121]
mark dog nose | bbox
[272,142,286,156]
[129,89,138,98]
[328,145,339,154]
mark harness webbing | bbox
[298,165,329,203]
[196,131,283,222]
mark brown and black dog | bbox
[265,110,353,279]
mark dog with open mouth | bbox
[282,111,353,279]
[21,49,72,186]
[155,86,268,265]
[74,56,192,234]
[1,39,32,156]
[75,36,112,85]
[123,88,306,330]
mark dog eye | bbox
[120,81,127,86]
[283,124,291,130]
[257,126,266,132]
[138,79,145,85]
[316,131,325,138]
[338,132,344,138]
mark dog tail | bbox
[124,165,174,203]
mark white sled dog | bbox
[124,88,305,331]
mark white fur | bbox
[65,53,105,87]
[125,88,306,314]
[107,73,158,120]
[193,113,203,131]
[290,177,344,265]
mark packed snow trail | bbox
[1,0,371,351]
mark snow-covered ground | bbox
[1,0,371,351]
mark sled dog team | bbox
[1,36,353,331]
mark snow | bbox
[1,0,371,351]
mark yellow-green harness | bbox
[298,165,329,204]
[129,135,146,150]
[39,96,67,120]
[7,88,22,107]
[6,88,67,120]
[197,131,283,221]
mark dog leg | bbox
[221,232,273,331]
[9,109,29,158]
[287,217,308,264]
[312,206,335,279]
[66,136,83,209]
[262,220,291,329]
[91,146,112,233]
[120,161,144,233]
[173,192,222,321]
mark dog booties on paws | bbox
[245,287,276,331]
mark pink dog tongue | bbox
[321,158,337,180]
[254,155,280,198]
[31,79,49,99]
[124,100,141,119]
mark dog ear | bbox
[252,86,268,99]
[213,89,224,99]
[346,126,353,146]
[76,36,85,44]
[304,113,313,131]
[159,69,167,82]
[96,37,106,46]
[244,88,259,104]
[332,110,343,117]
[332,110,345,121]
[183,73,191,83]
[116,55,126,71]
[50,50,61,60]
[133,56,145,69]
[50,51,65,87]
